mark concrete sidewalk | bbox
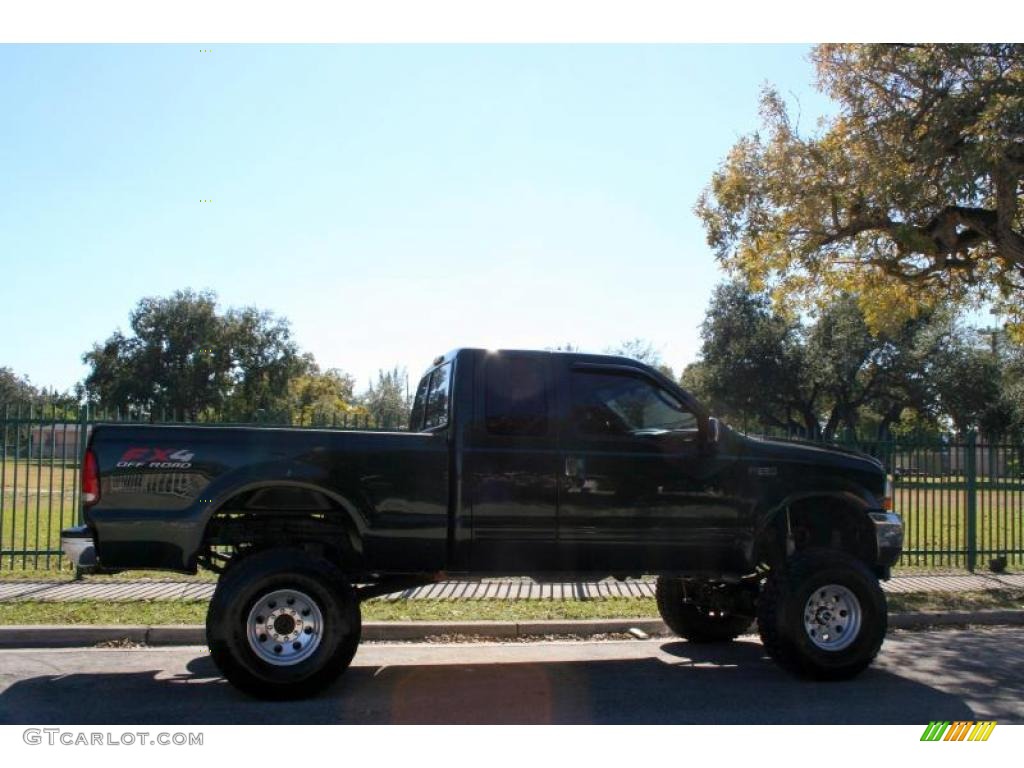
[1,572,1023,602]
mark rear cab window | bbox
[410,361,452,431]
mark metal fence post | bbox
[965,430,978,572]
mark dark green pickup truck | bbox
[63,347,903,698]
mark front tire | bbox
[757,549,886,680]
[656,577,754,643]
[206,548,361,699]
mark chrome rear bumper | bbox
[61,526,98,572]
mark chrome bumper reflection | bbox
[61,529,98,572]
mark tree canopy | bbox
[361,367,410,429]
[682,281,1023,439]
[697,44,1024,336]
[287,366,360,426]
[682,282,813,434]
[0,368,38,405]
[82,289,308,420]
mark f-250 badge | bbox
[117,447,195,469]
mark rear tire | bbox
[655,576,754,643]
[207,548,361,699]
[757,548,886,680]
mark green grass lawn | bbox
[0,568,219,582]
[0,460,79,493]
[0,491,77,571]
[1,590,1022,626]
[0,598,660,626]
[1,455,80,569]
[888,588,1024,612]
[894,485,1024,568]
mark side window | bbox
[570,371,697,437]
[409,372,429,430]
[484,356,548,436]
[423,362,452,430]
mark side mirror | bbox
[707,417,721,444]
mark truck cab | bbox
[412,348,898,578]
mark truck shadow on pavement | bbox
[4,631,1013,725]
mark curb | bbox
[0,611,1021,648]
[0,625,150,647]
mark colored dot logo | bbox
[200,49,212,53]
[200,199,212,203]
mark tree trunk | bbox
[823,407,843,441]
[801,408,821,439]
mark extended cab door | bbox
[463,351,561,571]
[555,362,743,573]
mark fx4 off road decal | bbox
[117,447,195,469]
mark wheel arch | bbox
[192,479,368,572]
[752,490,878,569]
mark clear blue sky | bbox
[0,44,832,393]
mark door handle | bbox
[565,456,586,490]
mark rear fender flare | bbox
[189,478,368,561]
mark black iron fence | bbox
[2,403,1022,572]
[858,434,1023,571]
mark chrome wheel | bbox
[246,588,324,666]
[803,584,861,652]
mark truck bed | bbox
[84,423,451,573]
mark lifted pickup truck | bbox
[63,348,902,698]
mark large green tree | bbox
[805,296,949,439]
[360,367,410,429]
[929,326,1024,437]
[0,367,38,404]
[684,282,960,439]
[287,365,360,426]
[682,282,818,436]
[998,346,1024,438]
[82,289,307,420]
[220,306,309,421]
[697,44,1024,336]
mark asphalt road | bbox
[1,628,1022,724]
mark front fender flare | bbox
[750,487,876,566]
